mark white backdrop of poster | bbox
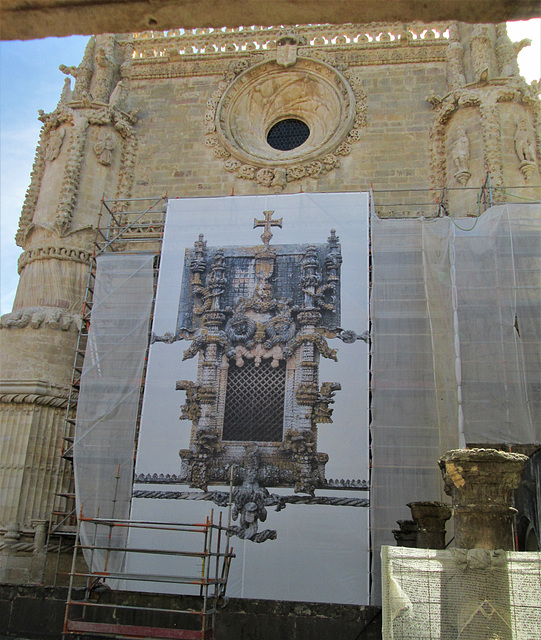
[129,192,370,604]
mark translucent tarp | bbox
[371,204,541,602]
[381,546,541,640]
[74,253,154,575]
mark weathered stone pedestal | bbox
[392,520,418,548]
[408,501,452,549]
[438,448,528,550]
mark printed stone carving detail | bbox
[175,380,202,424]
[229,451,277,542]
[170,214,363,500]
[93,128,116,165]
[206,57,366,188]
[452,127,471,185]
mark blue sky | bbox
[1,21,540,315]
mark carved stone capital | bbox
[392,519,418,548]
[439,448,528,550]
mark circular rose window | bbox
[215,58,356,167]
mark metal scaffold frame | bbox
[44,195,168,582]
[63,510,234,640]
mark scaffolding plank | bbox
[65,620,213,639]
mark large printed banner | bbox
[130,193,370,604]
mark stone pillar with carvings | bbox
[439,448,528,550]
[0,35,138,582]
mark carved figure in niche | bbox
[94,129,116,166]
[452,127,471,185]
[514,119,538,180]
[46,128,66,162]
[515,119,537,163]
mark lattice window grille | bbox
[222,359,286,442]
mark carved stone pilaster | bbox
[439,448,528,550]
[446,23,466,91]
[470,24,493,82]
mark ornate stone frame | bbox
[205,57,367,188]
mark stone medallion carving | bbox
[205,58,366,188]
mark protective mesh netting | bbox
[371,204,541,602]
[74,253,154,575]
[382,547,541,640]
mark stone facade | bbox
[0,22,540,582]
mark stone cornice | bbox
[0,380,70,408]
[129,24,450,80]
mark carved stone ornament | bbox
[427,77,540,190]
[0,379,70,408]
[0,306,81,332]
[93,127,116,165]
[205,57,366,188]
[514,118,538,180]
[45,127,66,162]
[452,126,471,185]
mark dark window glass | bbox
[267,119,310,151]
